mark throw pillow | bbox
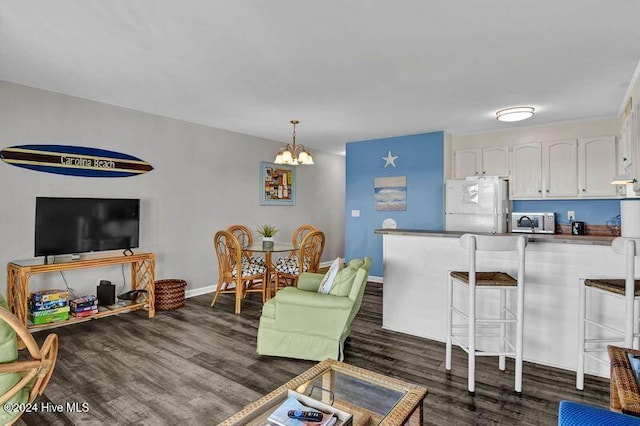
[329,264,360,297]
[318,257,342,294]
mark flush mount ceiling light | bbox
[274,120,314,165]
[496,106,535,122]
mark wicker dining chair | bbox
[0,305,58,425]
[227,225,265,265]
[211,230,267,314]
[292,225,318,250]
[274,230,325,291]
[274,225,318,273]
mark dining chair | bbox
[211,230,267,314]
[0,303,58,425]
[274,225,318,273]
[227,224,265,266]
[274,230,325,291]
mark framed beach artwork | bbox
[375,176,407,211]
[260,162,296,205]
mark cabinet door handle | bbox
[546,189,549,193]
[582,189,586,192]
[475,171,479,175]
[482,171,486,175]
[538,190,542,193]
[624,157,628,161]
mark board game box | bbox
[30,289,69,303]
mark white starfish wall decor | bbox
[383,151,398,168]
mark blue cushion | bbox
[628,353,640,386]
[558,401,640,426]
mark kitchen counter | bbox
[379,229,627,379]
[374,228,616,246]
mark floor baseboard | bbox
[185,285,215,298]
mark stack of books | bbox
[70,295,98,318]
[28,289,69,325]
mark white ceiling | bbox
[1,1,639,155]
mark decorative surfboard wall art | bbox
[0,145,153,177]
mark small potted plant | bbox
[256,225,279,249]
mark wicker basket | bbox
[155,279,187,311]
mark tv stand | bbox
[6,252,155,342]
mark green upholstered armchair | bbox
[257,257,372,361]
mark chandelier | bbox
[274,120,314,165]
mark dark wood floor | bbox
[19,282,609,425]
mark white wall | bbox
[452,118,621,150]
[0,81,345,297]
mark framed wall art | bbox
[260,161,296,205]
[374,176,407,211]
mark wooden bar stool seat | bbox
[450,271,517,287]
[584,278,640,296]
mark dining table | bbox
[244,241,297,300]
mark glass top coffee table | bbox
[219,359,427,425]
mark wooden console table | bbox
[6,252,155,332]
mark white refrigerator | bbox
[445,178,509,233]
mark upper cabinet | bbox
[620,114,633,174]
[455,135,619,199]
[453,146,510,179]
[511,143,542,198]
[453,149,481,179]
[543,139,578,197]
[482,146,510,177]
[511,140,577,199]
[578,136,617,197]
[510,137,616,199]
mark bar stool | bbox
[445,233,527,394]
[577,237,640,390]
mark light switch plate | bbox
[351,210,360,217]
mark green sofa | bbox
[257,257,372,361]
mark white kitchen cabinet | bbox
[453,149,481,179]
[453,146,510,179]
[620,114,632,174]
[631,104,640,194]
[482,146,510,177]
[511,143,542,198]
[543,139,578,197]
[579,136,617,197]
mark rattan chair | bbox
[0,306,58,425]
[608,345,640,416]
[577,238,640,390]
[274,230,325,291]
[274,225,318,268]
[227,224,265,265]
[445,233,527,394]
[211,230,267,314]
[292,225,318,250]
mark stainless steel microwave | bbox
[511,212,556,234]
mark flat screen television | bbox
[35,197,140,257]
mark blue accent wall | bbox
[345,132,445,277]
[512,199,621,225]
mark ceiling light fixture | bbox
[496,106,535,122]
[274,120,314,165]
